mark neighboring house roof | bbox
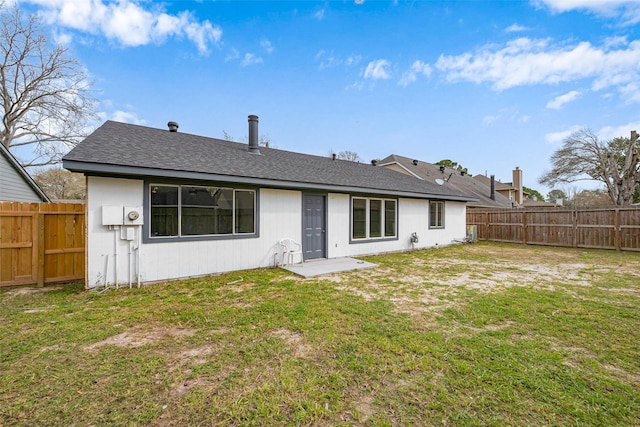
[0,143,50,202]
[63,121,476,202]
[378,154,513,208]
[472,174,514,192]
[522,199,557,208]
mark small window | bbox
[352,197,397,241]
[429,201,445,228]
[369,199,382,238]
[150,185,178,237]
[352,198,367,239]
[384,200,397,237]
[235,190,256,234]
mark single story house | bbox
[378,154,514,209]
[63,116,476,288]
[0,143,50,202]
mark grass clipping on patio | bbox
[1,242,639,426]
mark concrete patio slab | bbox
[280,257,378,278]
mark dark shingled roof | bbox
[63,121,475,201]
[378,154,513,208]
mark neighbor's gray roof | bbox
[63,121,475,202]
[378,154,513,208]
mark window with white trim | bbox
[352,197,397,240]
[429,201,445,228]
[150,184,255,238]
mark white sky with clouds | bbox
[16,0,640,194]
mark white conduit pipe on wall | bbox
[128,238,133,289]
[113,226,119,289]
[136,228,141,288]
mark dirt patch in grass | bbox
[333,247,612,316]
[4,286,62,298]
[271,327,317,359]
[84,326,196,351]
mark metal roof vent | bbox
[439,165,445,173]
[167,121,179,132]
[412,159,418,166]
[248,115,261,154]
[371,159,378,166]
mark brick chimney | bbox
[512,167,523,206]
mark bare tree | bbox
[33,167,85,200]
[329,150,361,162]
[0,4,97,167]
[539,129,639,206]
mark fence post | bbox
[614,208,621,251]
[522,210,527,244]
[37,213,45,287]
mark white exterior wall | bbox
[86,177,467,287]
[86,177,302,288]
[326,193,467,257]
[86,176,145,288]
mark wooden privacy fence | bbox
[467,206,640,252]
[0,202,85,287]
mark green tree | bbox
[435,159,471,176]
[546,189,567,204]
[539,129,639,205]
[523,186,544,201]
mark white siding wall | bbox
[86,178,302,288]
[325,194,467,257]
[86,177,467,287]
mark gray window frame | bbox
[144,182,258,243]
[350,196,398,243]
[429,200,445,229]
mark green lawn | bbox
[1,242,639,426]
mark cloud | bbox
[533,0,640,25]
[261,38,274,54]
[435,37,640,102]
[314,8,325,20]
[505,23,528,33]
[354,0,365,4]
[599,121,640,140]
[28,0,222,54]
[398,60,432,87]
[225,48,240,62]
[241,53,263,66]
[364,59,391,80]
[546,90,581,109]
[316,50,361,70]
[546,122,640,145]
[544,125,584,144]
[482,108,531,125]
[110,110,146,125]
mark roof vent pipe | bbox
[439,165,445,173]
[167,121,179,132]
[413,159,419,166]
[248,115,260,154]
[332,153,336,161]
[371,159,378,166]
[490,175,496,200]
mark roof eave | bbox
[63,160,476,202]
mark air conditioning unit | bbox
[466,225,478,242]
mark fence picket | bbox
[467,206,640,252]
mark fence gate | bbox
[0,202,85,287]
